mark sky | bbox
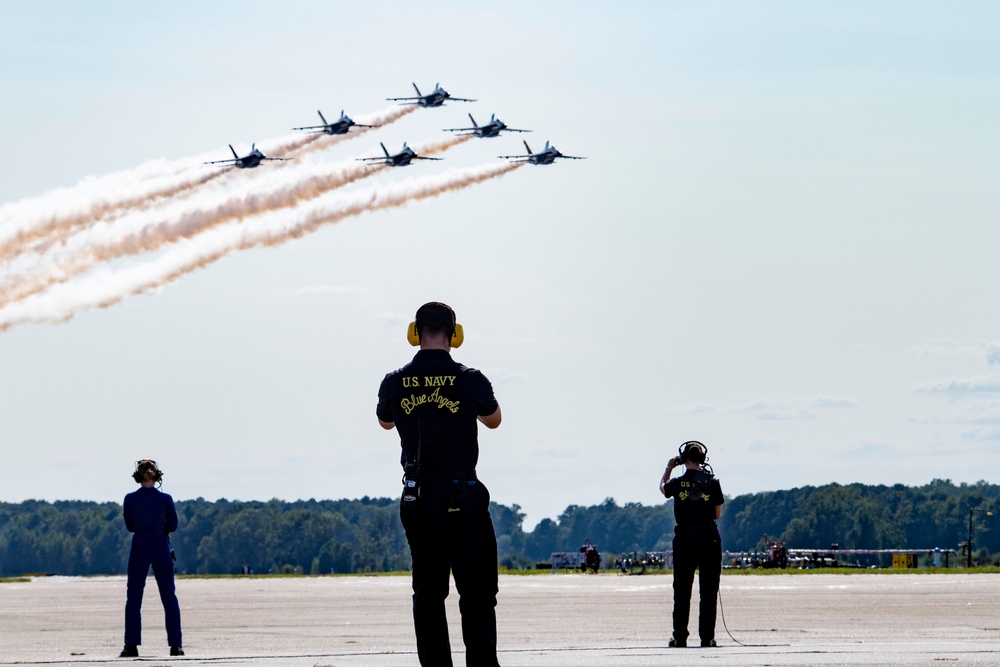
[1,1,999,530]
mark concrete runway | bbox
[1,572,998,666]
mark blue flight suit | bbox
[122,486,182,647]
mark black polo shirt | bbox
[662,469,724,528]
[377,349,499,476]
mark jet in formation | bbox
[444,113,531,138]
[357,142,443,167]
[499,140,586,165]
[387,82,475,108]
[293,109,379,135]
[205,144,289,169]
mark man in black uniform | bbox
[659,441,724,648]
[376,302,503,667]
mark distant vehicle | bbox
[204,144,289,169]
[387,82,475,108]
[356,142,443,167]
[499,140,586,165]
[293,109,378,135]
[444,113,531,138]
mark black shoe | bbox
[668,636,687,648]
[119,645,138,657]
[701,639,717,647]
[170,646,185,656]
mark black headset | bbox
[132,459,163,485]
[678,440,708,465]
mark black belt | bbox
[422,469,478,484]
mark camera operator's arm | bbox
[659,457,681,496]
[478,405,502,429]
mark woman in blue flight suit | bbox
[119,459,183,658]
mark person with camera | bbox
[376,302,503,667]
[119,459,183,658]
[659,441,724,648]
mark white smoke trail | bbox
[0,106,419,262]
[0,167,229,262]
[0,161,524,331]
[265,105,419,159]
[0,135,473,308]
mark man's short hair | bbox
[415,302,456,338]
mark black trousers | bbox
[401,480,500,667]
[671,525,722,644]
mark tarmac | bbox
[1,571,998,666]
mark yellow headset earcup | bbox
[407,322,420,346]
[451,323,464,348]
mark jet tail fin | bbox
[381,142,390,157]
[412,82,422,97]
[229,144,238,159]
[523,140,532,154]
[317,110,329,125]
[468,113,478,127]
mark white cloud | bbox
[961,426,1000,441]
[377,312,407,327]
[662,397,858,421]
[292,285,366,297]
[907,339,1000,364]
[910,375,1000,393]
[911,399,1000,425]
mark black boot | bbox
[170,646,185,656]
[119,645,138,657]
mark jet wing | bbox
[444,126,476,132]
[292,124,329,131]
[498,154,530,159]
[204,158,239,165]
[447,97,477,102]
[413,156,443,160]
[386,96,420,102]
[558,155,587,160]
[504,128,532,133]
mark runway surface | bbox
[1,572,998,665]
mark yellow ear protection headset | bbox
[132,459,164,485]
[407,302,464,348]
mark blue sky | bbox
[1,1,998,528]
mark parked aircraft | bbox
[387,82,475,108]
[204,144,289,169]
[293,109,378,135]
[445,113,530,138]
[499,140,586,165]
[357,142,442,167]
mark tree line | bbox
[0,479,996,576]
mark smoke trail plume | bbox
[0,135,472,308]
[0,170,230,262]
[267,105,419,159]
[0,106,419,262]
[0,162,524,331]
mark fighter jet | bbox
[499,140,586,165]
[444,113,531,138]
[356,142,443,167]
[204,144,289,169]
[387,82,475,108]
[293,109,378,135]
